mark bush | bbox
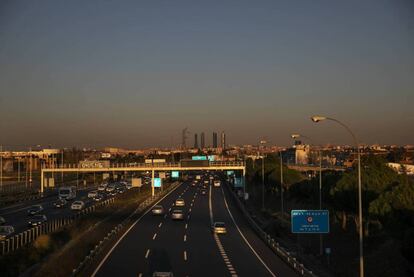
[402,228,414,262]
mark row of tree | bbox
[245,154,414,262]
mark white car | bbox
[88,190,98,198]
[71,201,85,210]
[98,185,107,191]
[213,222,227,234]
[175,198,185,207]
[151,205,165,215]
[213,180,221,187]
[171,209,184,220]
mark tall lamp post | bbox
[291,133,323,255]
[259,140,267,211]
[311,115,364,277]
[279,149,284,214]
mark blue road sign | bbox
[171,171,179,178]
[192,156,207,160]
[291,210,329,233]
[234,177,243,188]
[153,178,162,187]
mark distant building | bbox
[221,131,226,149]
[194,133,199,149]
[284,143,310,165]
[213,132,218,148]
[200,132,205,149]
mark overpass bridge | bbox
[40,161,246,195]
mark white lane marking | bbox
[184,234,187,242]
[152,233,157,240]
[169,207,172,211]
[138,273,142,277]
[184,250,187,261]
[91,182,182,277]
[209,185,238,276]
[185,223,188,229]
[189,208,192,212]
[164,214,167,218]
[158,222,162,228]
[145,249,150,259]
[220,186,276,277]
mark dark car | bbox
[93,193,105,202]
[28,215,47,227]
[53,199,67,208]
[27,205,43,215]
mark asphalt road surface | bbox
[0,186,98,234]
[92,177,298,277]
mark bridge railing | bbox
[42,161,245,169]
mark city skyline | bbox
[0,1,413,148]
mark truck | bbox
[58,186,77,200]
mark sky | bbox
[0,0,413,149]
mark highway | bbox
[0,186,97,235]
[92,176,298,277]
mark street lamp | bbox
[311,115,364,277]
[259,140,267,211]
[291,133,323,255]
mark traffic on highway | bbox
[0,181,132,241]
[91,173,298,277]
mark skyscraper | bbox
[221,131,226,149]
[213,132,218,148]
[200,132,205,149]
[194,133,198,149]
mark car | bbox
[0,226,14,240]
[213,180,221,187]
[116,187,127,194]
[71,201,85,210]
[53,198,67,208]
[93,194,105,202]
[28,215,47,227]
[153,272,174,277]
[213,222,227,234]
[171,209,184,220]
[191,182,196,187]
[98,184,107,191]
[201,189,207,195]
[151,205,165,215]
[175,198,185,207]
[27,205,43,215]
[204,180,209,185]
[88,190,99,198]
[0,216,5,225]
[125,182,132,190]
[106,184,116,192]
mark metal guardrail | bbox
[71,181,181,276]
[0,197,116,256]
[225,182,317,277]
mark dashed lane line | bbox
[220,186,276,277]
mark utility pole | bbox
[61,149,64,183]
